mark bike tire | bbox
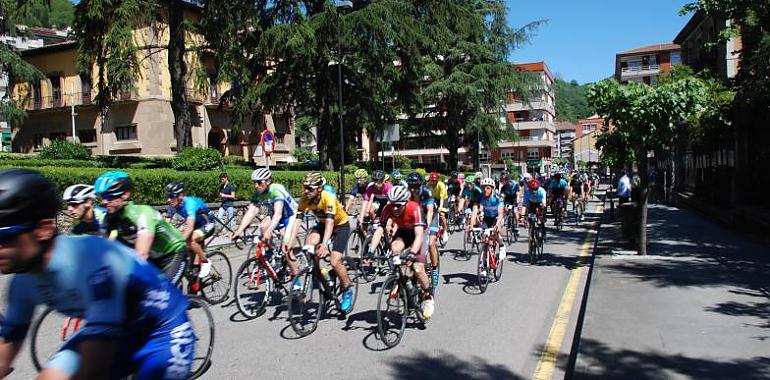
[528,228,538,264]
[287,268,324,337]
[345,231,365,280]
[461,230,473,260]
[30,307,72,372]
[233,257,271,319]
[187,296,215,379]
[200,251,232,305]
[477,245,490,294]
[358,236,380,282]
[376,275,408,348]
[494,244,504,281]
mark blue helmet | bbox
[406,172,423,186]
[391,170,402,180]
[94,171,132,198]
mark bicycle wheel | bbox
[528,228,538,265]
[493,244,504,281]
[477,245,490,294]
[30,308,81,371]
[358,236,379,282]
[234,257,271,319]
[287,268,324,337]
[345,231,365,278]
[200,251,232,305]
[376,275,408,348]
[505,214,515,245]
[461,230,473,260]
[186,296,215,379]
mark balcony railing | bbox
[621,64,659,73]
[19,92,97,111]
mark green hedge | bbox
[0,165,354,206]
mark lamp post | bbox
[336,0,353,198]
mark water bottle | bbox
[320,266,334,289]
[500,244,507,260]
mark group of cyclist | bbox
[0,164,599,378]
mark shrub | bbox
[393,154,411,169]
[291,147,318,163]
[172,147,224,171]
[39,140,91,160]
[223,155,252,167]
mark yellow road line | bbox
[531,203,603,380]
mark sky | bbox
[506,0,693,84]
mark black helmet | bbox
[450,171,459,178]
[406,172,423,187]
[0,169,60,227]
[372,170,386,182]
[165,182,185,198]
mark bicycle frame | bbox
[481,229,499,270]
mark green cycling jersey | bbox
[105,201,187,259]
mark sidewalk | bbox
[571,204,770,379]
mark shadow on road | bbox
[387,351,525,379]
[570,338,770,380]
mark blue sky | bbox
[506,0,693,84]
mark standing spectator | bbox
[218,172,236,231]
[617,170,631,204]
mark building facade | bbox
[376,61,556,174]
[615,43,681,85]
[674,11,741,81]
[573,115,608,168]
[10,4,295,163]
[555,121,577,160]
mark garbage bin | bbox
[619,202,640,244]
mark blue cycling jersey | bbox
[525,187,548,204]
[551,179,568,190]
[462,186,483,206]
[479,192,503,218]
[168,196,213,228]
[416,186,435,212]
[500,182,519,199]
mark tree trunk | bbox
[636,155,649,255]
[167,3,191,152]
[446,122,459,171]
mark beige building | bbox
[11,3,295,163]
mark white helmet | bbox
[251,168,272,182]
[387,186,410,203]
[474,171,483,179]
[480,178,495,188]
[523,173,533,181]
[63,184,96,203]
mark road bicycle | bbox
[286,244,360,337]
[183,239,233,305]
[552,197,565,231]
[503,204,519,245]
[436,208,449,248]
[527,213,545,264]
[30,296,215,379]
[358,221,393,282]
[462,223,483,261]
[233,235,307,319]
[376,251,435,348]
[477,227,504,294]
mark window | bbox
[275,132,286,144]
[49,132,66,141]
[114,125,137,141]
[32,80,42,109]
[501,151,515,159]
[670,52,681,65]
[49,75,62,107]
[517,150,524,160]
[78,129,97,143]
[33,134,44,149]
[527,149,539,159]
[479,152,491,163]
[80,75,92,105]
[583,123,597,133]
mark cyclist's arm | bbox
[133,208,159,260]
[233,203,260,236]
[285,209,303,249]
[425,202,434,226]
[411,225,425,253]
[0,340,20,377]
[496,204,505,229]
[135,231,153,260]
[320,217,335,249]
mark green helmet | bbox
[466,175,476,183]
[354,169,368,179]
[303,172,324,187]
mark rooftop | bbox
[555,121,578,131]
[618,43,680,56]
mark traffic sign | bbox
[261,130,274,156]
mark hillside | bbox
[555,78,593,122]
[9,0,75,29]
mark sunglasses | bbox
[99,193,122,201]
[304,186,319,192]
[253,180,266,185]
[67,201,85,207]
[0,223,35,245]
[392,202,407,209]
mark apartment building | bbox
[573,115,607,166]
[555,121,577,160]
[9,2,295,163]
[674,10,741,81]
[615,43,681,84]
[380,61,556,174]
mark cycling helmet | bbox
[529,179,541,189]
[384,173,391,182]
[457,173,465,180]
[62,184,96,203]
[165,182,185,198]
[0,169,60,227]
[354,169,368,179]
[466,175,476,183]
[94,171,132,199]
[523,173,533,181]
[475,171,483,179]
[251,168,272,182]
[480,178,495,188]
[406,172,423,187]
[387,186,410,203]
[391,170,402,180]
[450,171,459,178]
[428,172,440,182]
[303,172,324,187]
[372,170,386,182]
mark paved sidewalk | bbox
[571,204,770,379]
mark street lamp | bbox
[336,0,353,198]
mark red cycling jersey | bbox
[379,201,425,230]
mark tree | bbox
[4,0,74,28]
[554,78,593,122]
[408,0,542,171]
[588,76,712,255]
[73,0,194,152]
[1,0,45,129]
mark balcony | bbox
[620,64,660,79]
[498,138,556,148]
[185,87,206,104]
[506,100,555,115]
[20,92,97,111]
[511,120,556,132]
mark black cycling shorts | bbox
[310,222,351,254]
[150,249,188,286]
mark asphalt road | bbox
[2,196,605,380]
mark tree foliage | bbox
[4,0,74,28]
[554,78,593,122]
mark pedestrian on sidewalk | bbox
[617,170,631,205]
[218,172,236,231]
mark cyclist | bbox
[458,175,483,224]
[0,169,193,379]
[445,171,461,203]
[548,172,568,224]
[569,172,585,221]
[367,186,434,319]
[498,173,520,235]
[345,169,369,214]
[390,170,408,188]
[63,184,108,236]
[284,172,356,313]
[473,171,483,187]
[358,170,392,224]
[406,173,439,289]
[581,172,591,205]
[468,178,506,276]
[165,182,215,278]
[94,171,189,284]
[426,172,449,245]
[230,168,298,258]
[525,178,547,233]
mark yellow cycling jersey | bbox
[427,181,448,201]
[298,190,349,227]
